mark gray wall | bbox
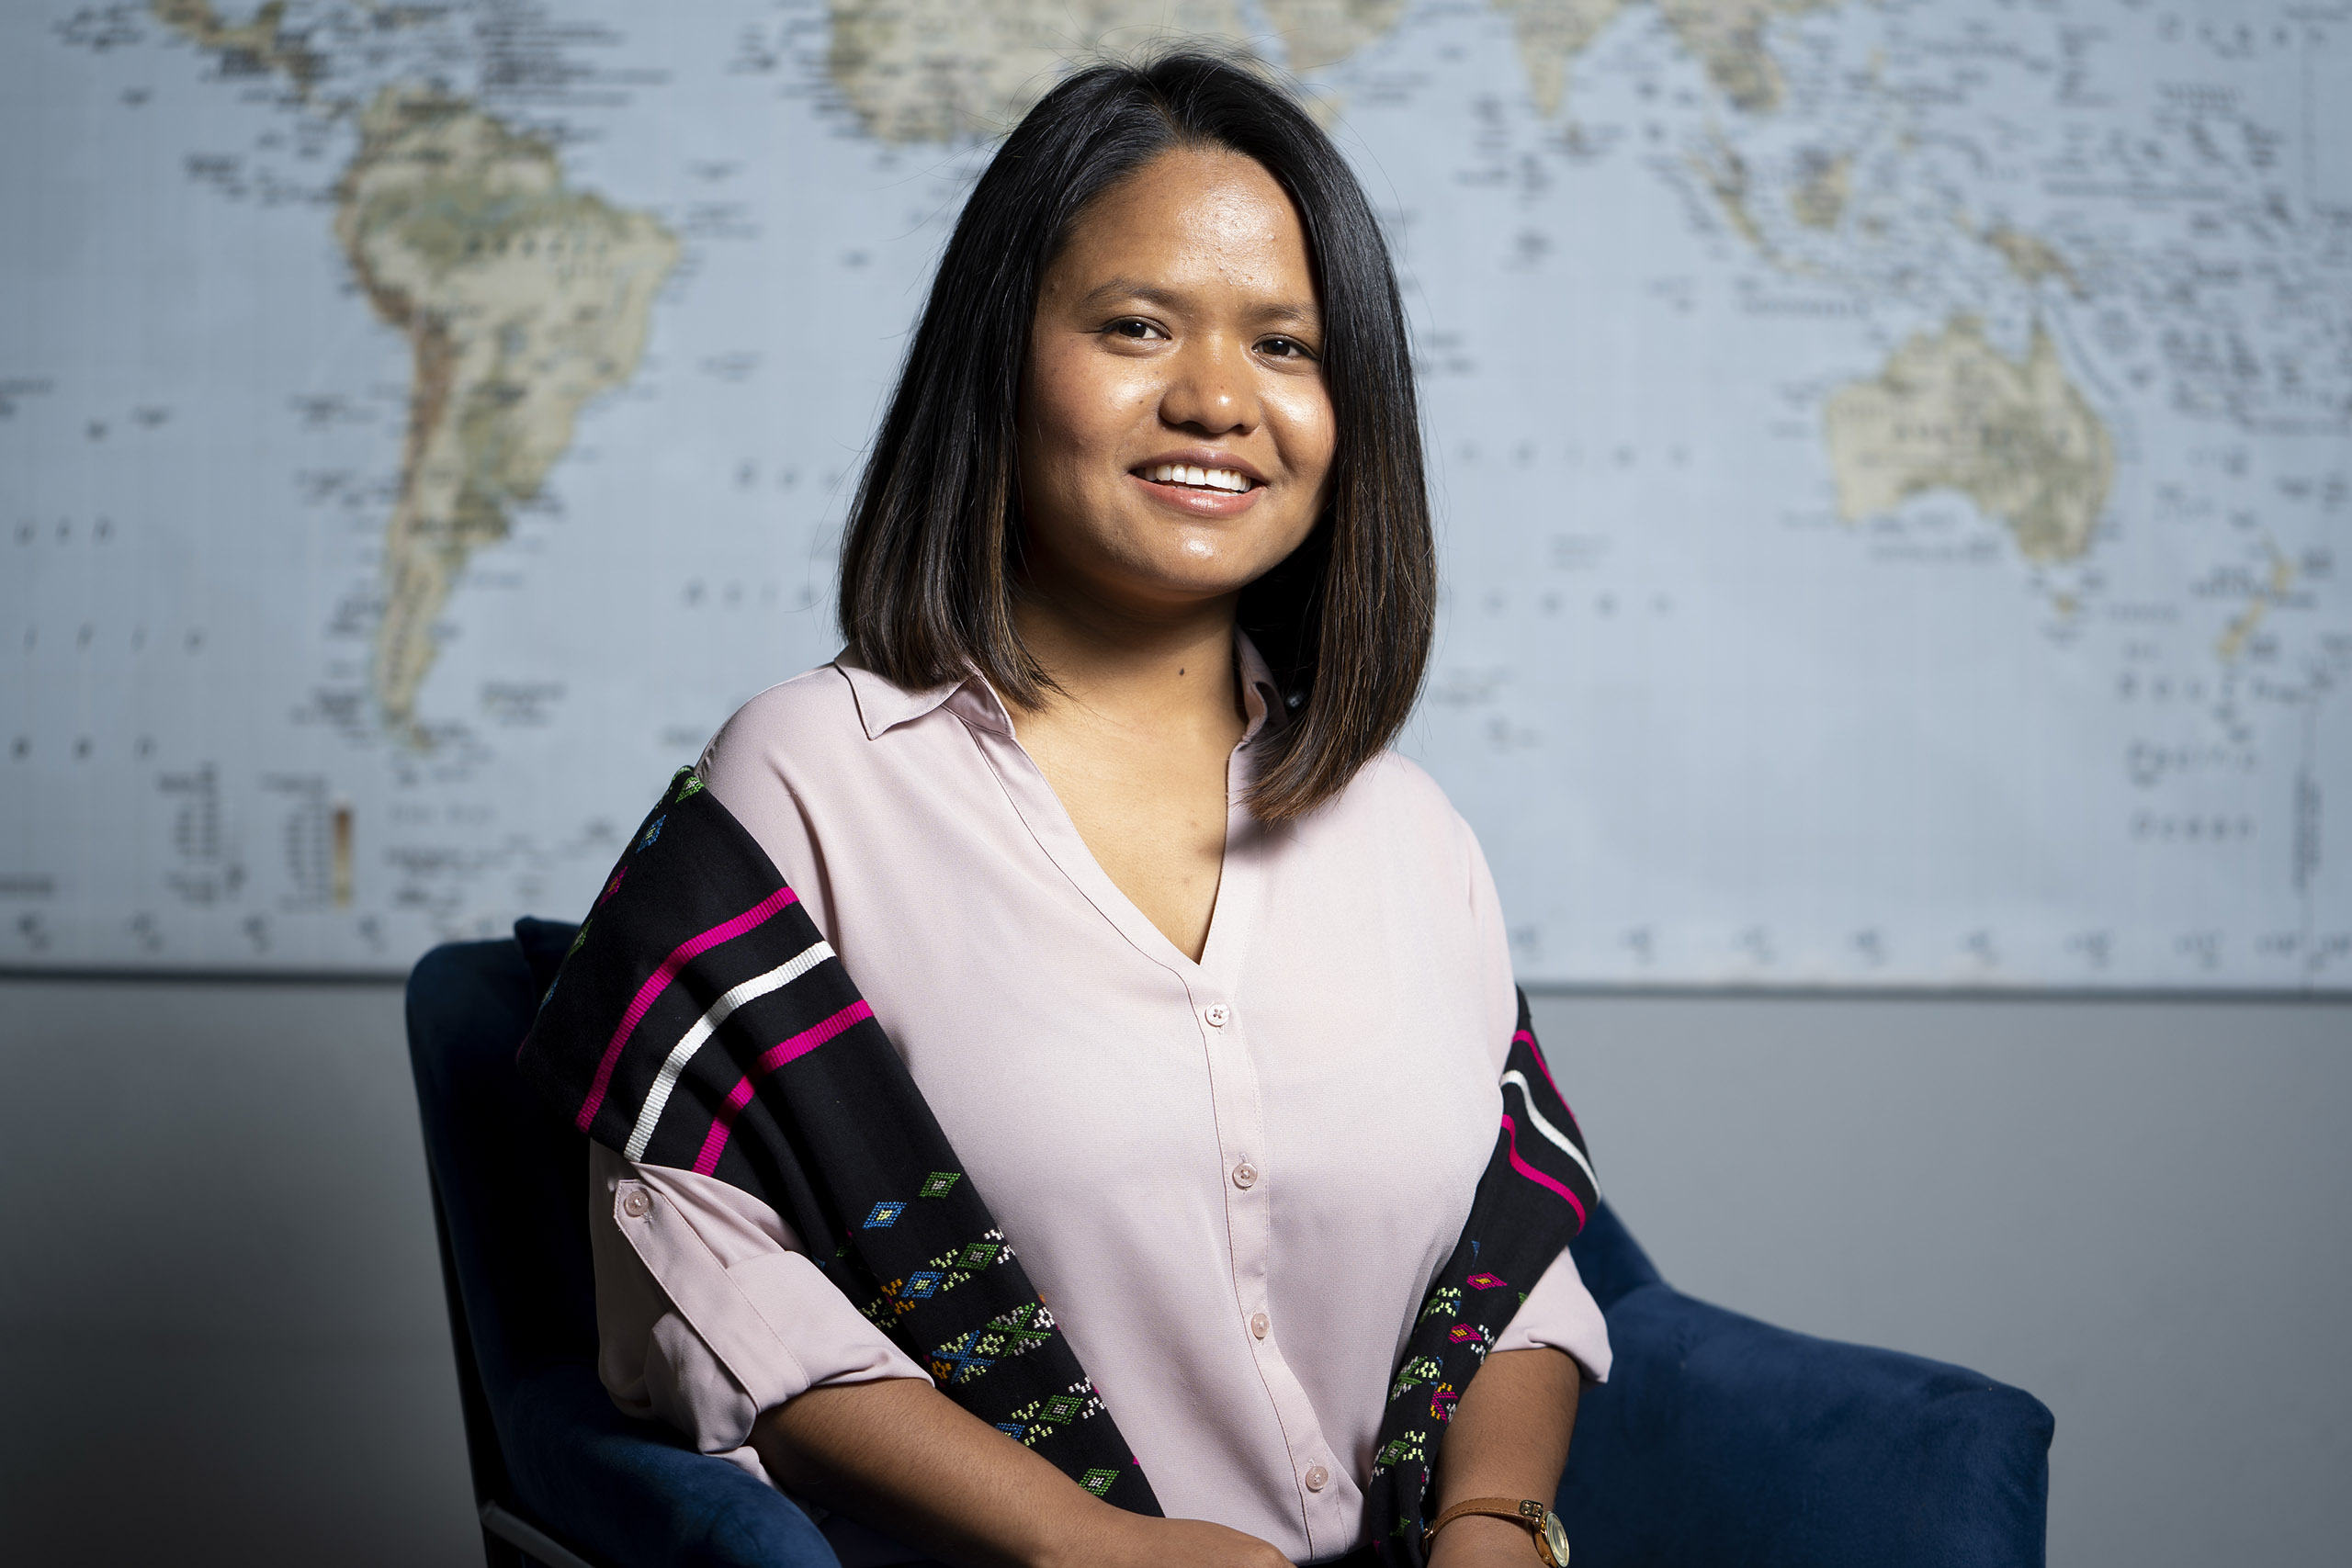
[1527,990,2352,1568]
[1,977,2344,1565]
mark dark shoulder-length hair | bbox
[836,50,1434,820]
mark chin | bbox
[1134,564,1264,604]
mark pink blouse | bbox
[587,639,1611,1563]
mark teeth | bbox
[1146,463,1252,493]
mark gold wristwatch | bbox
[1422,1498,1570,1565]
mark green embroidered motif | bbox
[929,1300,1056,1383]
[998,1381,1105,1448]
[1419,1286,1461,1323]
[918,1170,961,1199]
[1079,1468,1119,1497]
[860,1228,1012,1322]
[1375,1430,1429,1469]
[669,767,705,802]
[1389,1355,1442,1398]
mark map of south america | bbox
[156,4,678,742]
[332,88,677,740]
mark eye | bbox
[1257,335,1317,362]
[1103,317,1168,341]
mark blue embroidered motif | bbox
[864,1201,906,1229]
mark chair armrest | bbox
[501,1367,842,1568]
[1555,1283,2052,1568]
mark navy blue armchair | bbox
[408,926,2051,1568]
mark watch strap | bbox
[1421,1497,1566,1564]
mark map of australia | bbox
[1824,318,2114,565]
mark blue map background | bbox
[4,0,2347,987]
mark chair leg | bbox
[482,1499,607,1568]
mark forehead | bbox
[1049,146,1316,297]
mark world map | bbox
[4,0,2346,987]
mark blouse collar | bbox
[836,630,1284,748]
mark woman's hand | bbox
[754,1376,1295,1568]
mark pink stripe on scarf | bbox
[692,999,875,1176]
[574,886,801,1131]
[1512,1027,1570,1107]
[1512,1026,1587,1152]
[1501,1111,1589,1226]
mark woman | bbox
[564,51,1608,1568]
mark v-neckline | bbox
[995,728,1263,983]
[963,638,1278,987]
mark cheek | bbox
[1027,344,1148,479]
[1269,382,1338,482]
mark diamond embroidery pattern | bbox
[929,1303,1057,1385]
[996,1381,1103,1450]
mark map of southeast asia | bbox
[3,0,2346,987]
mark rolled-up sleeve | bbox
[588,1142,930,1479]
[1488,1247,1612,1382]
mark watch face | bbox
[1540,1512,1571,1566]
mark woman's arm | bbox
[752,1378,1296,1568]
[1424,1347,1582,1568]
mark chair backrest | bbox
[406,933,601,1521]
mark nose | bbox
[1158,333,1257,437]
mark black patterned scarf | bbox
[517,768,1597,1562]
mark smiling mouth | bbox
[1138,462,1257,494]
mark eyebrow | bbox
[1075,276,1321,326]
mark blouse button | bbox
[1231,1160,1258,1190]
[1250,1312,1269,1339]
[621,1189,651,1218]
[1304,1465,1329,1493]
[1203,1003,1230,1028]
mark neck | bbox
[1011,581,1244,736]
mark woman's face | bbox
[1017,146,1336,621]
